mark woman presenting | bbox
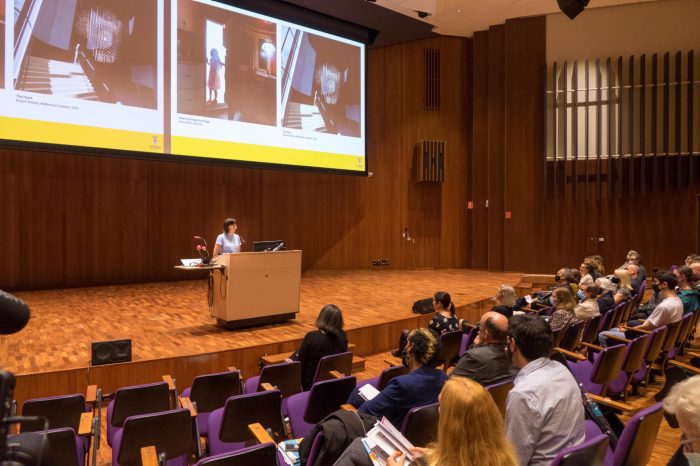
[212,217,241,256]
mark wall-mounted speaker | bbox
[557,0,590,19]
[91,339,132,366]
[414,140,445,183]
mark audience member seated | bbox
[578,263,597,298]
[691,261,700,293]
[290,304,348,391]
[614,287,632,305]
[675,266,700,313]
[613,268,634,295]
[595,277,616,315]
[554,268,575,295]
[548,288,578,331]
[347,328,447,429]
[393,291,459,357]
[585,255,605,276]
[504,315,585,466]
[626,263,642,296]
[573,283,599,321]
[619,249,648,283]
[599,270,683,347]
[663,375,700,466]
[630,286,660,321]
[384,377,518,466]
[491,285,516,318]
[452,311,511,385]
[336,376,518,466]
[570,268,582,295]
[519,268,574,309]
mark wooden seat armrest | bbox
[384,356,403,367]
[85,385,97,405]
[620,325,650,334]
[521,307,540,314]
[588,394,638,414]
[141,446,158,466]
[248,423,275,444]
[580,342,604,352]
[554,347,587,361]
[341,404,358,412]
[179,397,197,417]
[605,334,631,344]
[162,375,176,391]
[78,412,93,436]
[668,360,700,374]
[460,320,475,329]
[686,350,700,359]
[227,366,239,373]
[329,370,344,379]
[260,382,275,391]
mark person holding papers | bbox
[347,328,447,428]
[212,217,242,256]
[385,377,517,466]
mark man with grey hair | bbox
[452,311,511,385]
[664,375,700,465]
[626,263,641,296]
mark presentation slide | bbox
[0,0,366,173]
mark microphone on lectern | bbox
[193,236,211,264]
[0,290,31,335]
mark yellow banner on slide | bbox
[0,116,164,153]
[171,135,366,171]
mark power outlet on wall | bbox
[372,260,381,267]
[381,259,390,266]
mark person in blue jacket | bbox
[347,328,447,428]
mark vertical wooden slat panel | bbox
[563,61,568,199]
[573,60,578,201]
[652,53,658,192]
[675,50,682,188]
[628,55,634,194]
[553,61,558,198]
[596,58,601,201]
[487,24,505,271]
[544,63,549,198]
[689,50,695,185]
[617,56,623,199]
[664,51,670,190]
[585,59,589,201]
[640,54,646,193]
[607,57,613,199]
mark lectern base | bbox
[216,313,297,330]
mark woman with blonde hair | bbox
[491,285,517,318]
[387,377,518,466]
[613,268,633,292]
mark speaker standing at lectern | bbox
[212,217,242,256]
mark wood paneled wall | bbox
[0,36,471,290]
[470,15,699,274]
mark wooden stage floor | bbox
[3,269,520,404]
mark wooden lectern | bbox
[209,250,301,329]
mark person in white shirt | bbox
[599,269,683,346]
[212,217,242,256]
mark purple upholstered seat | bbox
[244,361,302,399]
[550,433,608,466]
[207,389,284,456]
[459,326,479,356]
[629,325,667,390]
[181,370,242,437]
[399,402,439,447]
[604,333,650,399]
[8,428,86,466]
[585,402,664,466]
[312,352,354,385]
[106,381,171,447]
[193,442,279,466]
[111,408,191,466]
[286,376,357,438]
[567,344,626,396]
[355,365,408,392]
[484,378,513,419]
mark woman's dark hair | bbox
[581,263,595,276]
[508,314,552,361]
[316,304,344,337]
[223,217,237,233]
[407,328,438,365]
[434,291,455,316]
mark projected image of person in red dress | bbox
[207,48,223,104]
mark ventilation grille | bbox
[425,48,441,110]
[414,140,446,182]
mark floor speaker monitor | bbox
[91,339,132,366]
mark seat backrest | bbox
[485,379,513,419]
[459,326,479,356]
[305,431,325,466]
[399,402,439,447]
[581,315,601,344]
[259,361,303,398]
[45,428,81,466]
[195,443,278,466]
[437,330,463,367]
[304,376,357,425]
[21,394,86,433]
[609,302,627,329]
[644,326,668,363]
[674,313,694,348]
[220,389,284,443]
[590,344,626,388]
[559,320,585,351]
[613,402,664,466]
[597,309,615,333]
[313,352,353,384]
[118,409,192,466]
[551,433,609,466]
[551,326,565,350]
[621,333,650,374]
[378,365,409,391]
[190,371,242,413]
[660,319,683,353]
[111,382,171,428]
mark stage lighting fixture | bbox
[557,0,590,19]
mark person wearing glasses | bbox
[663,375,700,466]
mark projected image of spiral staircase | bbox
[284,102,329,133]
[21,56,99,100]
